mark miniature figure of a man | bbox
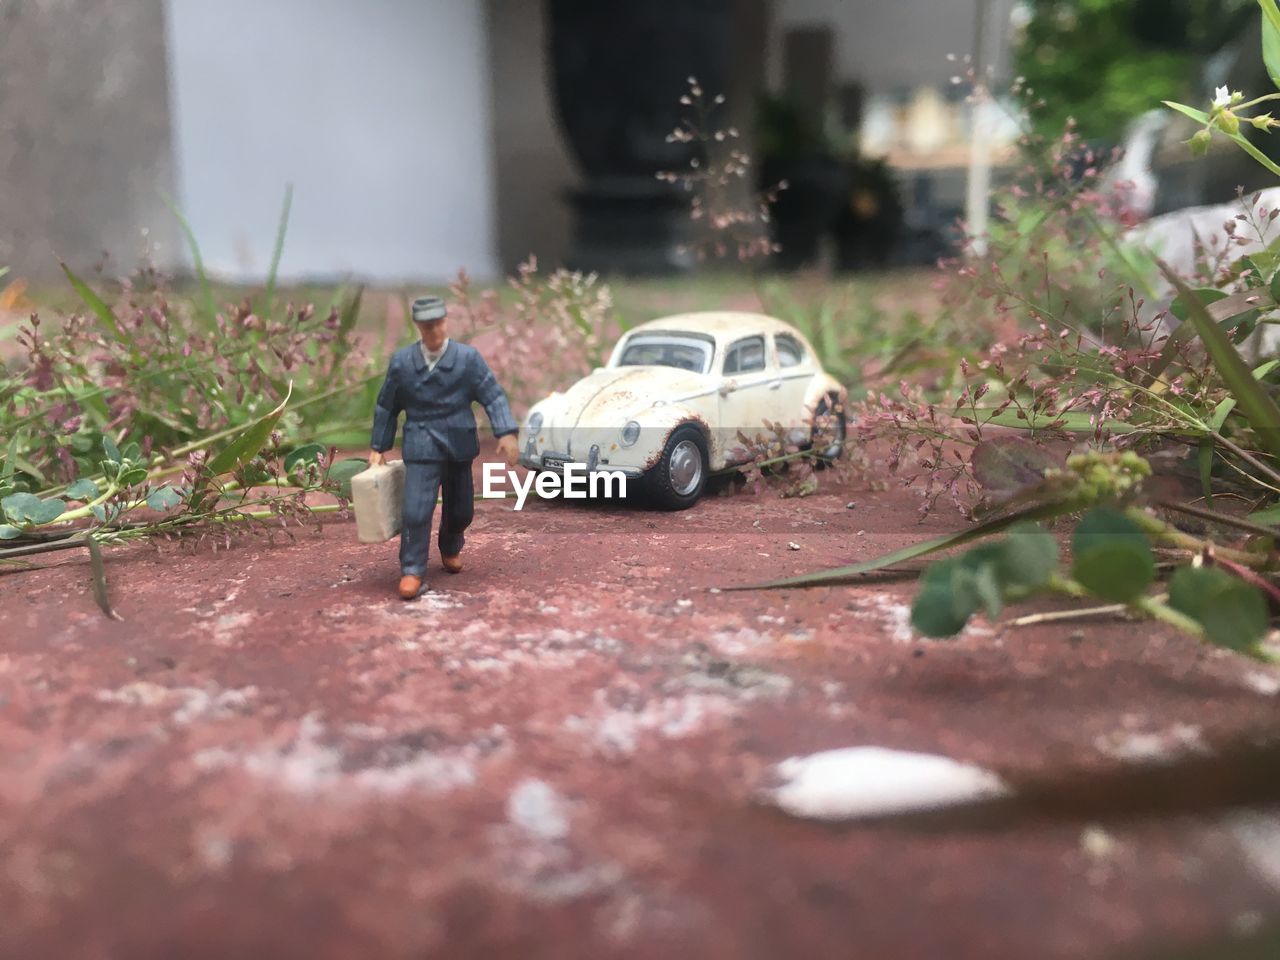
[369,295,520,599]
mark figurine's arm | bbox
[471,353,518,438]
[471,352,520,467]
[369,356,402,463]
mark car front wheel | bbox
[810,394,847,467]
[645,424,708,510]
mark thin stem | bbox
[1154,498,1280,540]
[1132,594,1205,637]
[1124,505,1270,569]
[1213,431,1280,489]
[1011,601,1129,627]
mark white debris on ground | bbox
[1228,812,1280,892]
[763,746,1011,821]
[192,713,484,797]
[95,682,258,726]
[1093,723,1207,763]
[507,779,571,843]
[1242,671,1280,696]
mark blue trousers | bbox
[399,459,474,578]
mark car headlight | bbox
[526,411,544,435]
[621,420,640,447]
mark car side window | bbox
[723,336,766,375]
[776,334,805,368]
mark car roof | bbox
[626,311,802,345]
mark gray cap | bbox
[411,295,447,323]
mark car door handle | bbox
[768,379,782,390]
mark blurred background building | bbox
[0,0,1260,283]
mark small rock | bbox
[845,501,857,509]
[787,542,801,551]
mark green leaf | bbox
[0,524,21,540]
[146,486,183,511]
[1263,0,1280,90]
[1160,265,1280,462]
[1171,287,1259,343]
[970,437,1059,497]
[1247,503,1280,526]
[284,442,326,474]
[1169,287,1228,322]
[59,260,125,340]
[733,500,1074,590]
[119,467,149,488]
[326,457,369,499]
[995,525,1060,591]
[66,478,101,501]
[207,382,294,476]
[1071,508,1155,603]
[102,435,121,464]
[911,559,982,637]
[1168,566,1269,651]
[1145,287,1272,385]
[32,499,67,524]
[1,491,42,522]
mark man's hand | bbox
[368,450,386,467]
[497,434,519,468]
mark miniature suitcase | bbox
[351,461,405,543]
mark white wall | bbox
[164,0,497,283]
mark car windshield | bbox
[615,335,712,374]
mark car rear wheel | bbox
[645,424,708,510]
[810,394,847,467]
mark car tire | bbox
[810,394,847,468]
[645,424,709,510]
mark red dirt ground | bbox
[3,455,1279,959]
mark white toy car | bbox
[517,312,849,509]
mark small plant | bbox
[737,4,1280,658]
[0,196,372,612]
[657,76,783,266]
[447,256,616,415]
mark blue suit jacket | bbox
[370,340,518,462]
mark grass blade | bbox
[207,381,294,476]
[161,192,216,322]
[1144,287,1269,384]
[85,536,122,620]
[59,261,124,340]
[728,500,1071,590]
[1160,264,1280,461]
[263,183,294,320]
[339,284,364,340]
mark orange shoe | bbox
[441,554,463,574]
[398,575,423,599]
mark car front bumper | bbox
[519,446,643,479]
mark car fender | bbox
[609,403,711,473]
[802,373,848,415]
